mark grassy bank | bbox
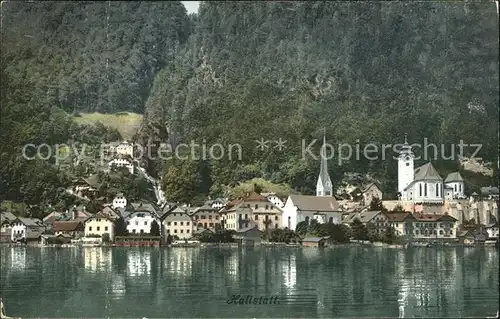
[73,112,143,140]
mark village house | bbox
[206,198,228,210]
[70,177,98,200]
[10,217,46,242]
[0,211,16,242]
[220,193,283,232]
[108,158,134,174]
[343,210,390,234]
[261,192,285,208]
[412,213,458,239]
[232,224,262,247]
[84,215,115,241]
[302,236,330,247]
[481,186,499,200]
[485,222,499,239]
[163,207,194,239]
[52,220,85,238]
[96,206,122,222]
[113,193,128,209]
[126,210,160,235]
[191,204,222,231]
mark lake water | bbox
[0,246,498,318]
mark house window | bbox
[255,215,259,220]
[174,222,177,226]
[325,191,331,196]
[215,216,219,220]
[180,222,184,226]
[144,221,147,226]
[275,216,278,221]
[174,229,177,233]
[419,184,422,196]
[166,230,170,233]
[97,227,100,231]
[180,230,183,233]
[209,223,213,227]
[201,215,206,219]
[424,184,427,197]
[275,224,278,228]
[255,205,258,209]
[186,222,190,226]
[135,221,139,226]
[436,184,439,197]
[167,222,171,226]
[204,223,207,228]
[329,217,333,224]
[209,215,212,219]
[89,227,92,231]
[265,205,269,210]
[288,216,291,229]
[305,216,310,224]
[406,163,409,166]
[439,230,443,235]
[187,230,190,233]
[105,226,108,231]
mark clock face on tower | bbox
[404,155,411,161]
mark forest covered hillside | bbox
[1,1,498,209]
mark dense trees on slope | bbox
[145,1,498,197]
[1,1,191,113]
[1,2,498,208]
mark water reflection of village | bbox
[1,247,497,318]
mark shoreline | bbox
[1,242,497,249]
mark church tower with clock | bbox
[398,134,414,197]
[316,131,333,196]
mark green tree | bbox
[350,218,369,241]
[162,159,202,204]
[295,221,308,237]
[150,220,160,236]
[102,233,111,243]
[383,226,396,244]
[115,217,128,236]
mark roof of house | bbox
[413,162,442,182]
[413,213,457,222]
[83,174,100,187]
[15,217,45,227]
[386,212,414,222]
[52,221,83,232]
[95,206,121,220]
[444,172,464,183]
[302,236,330,242]
[236,224,259,234]
[361,182,381,193]
[289,195,341,212]
[193,204,219,213]
[0,211,17,222]
[344,211,384,223]
[245,192,269,202]
[131,202,159,214]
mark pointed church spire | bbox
[317,128,333,196]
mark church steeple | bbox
[316,129,333,196]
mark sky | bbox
[181,1,200,14]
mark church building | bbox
[398,135,463,205]
[282,132,343,230]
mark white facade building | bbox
[115,141,134,157]
[109,158,134,174]
[399,136,444,204]
[262,193,285,208]
[10,218,45,242]
[112,193,128,209]
[126,211,159,235]
[282,195,343,231]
